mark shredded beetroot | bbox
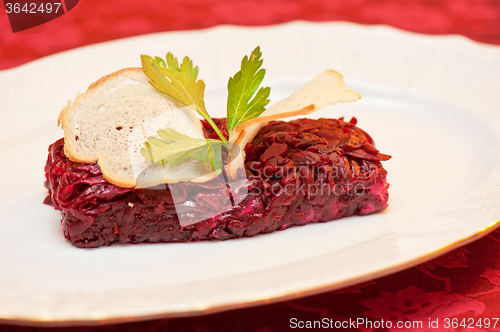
[44,118,390,248]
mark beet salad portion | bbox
[44,117,390,248]
[45,47,390,248]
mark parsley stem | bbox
[205,118,228,142]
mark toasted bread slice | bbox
[58,67,215,188]
[227,70,361,179]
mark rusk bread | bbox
[58,67,215,188]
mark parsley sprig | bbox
[227,47,270,132]
[140,46,270,173]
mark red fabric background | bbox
[1,0,500,331]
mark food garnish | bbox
[140,47,270,173]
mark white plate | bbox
[1,22,500,326]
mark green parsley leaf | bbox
[141,128,227,174]
[141,53,227,142]
[226,46,271,134]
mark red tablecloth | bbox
[1,0,500,331]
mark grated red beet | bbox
[44,118,390,248]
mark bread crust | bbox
[87,67,143,91]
